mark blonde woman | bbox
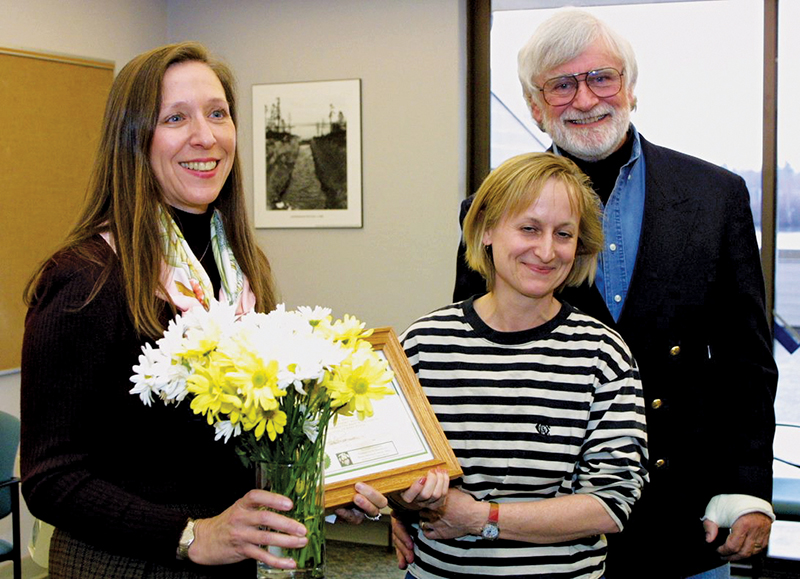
[394,153,648,578]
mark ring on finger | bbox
[364,512,381,522]
[420,521,430,531]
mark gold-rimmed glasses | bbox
[538,68,624,106]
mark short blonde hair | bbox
[463,152,603,293]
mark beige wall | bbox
[1,0,168,72]
[0,0,466,559]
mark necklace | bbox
[198,239,212,262]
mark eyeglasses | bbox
[538,68,624,106]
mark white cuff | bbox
[702,494,775,527]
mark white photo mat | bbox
[252,79,362,228]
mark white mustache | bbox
[562,104,615,124]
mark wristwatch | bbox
[479,501,500,541]
[176,518,196,560]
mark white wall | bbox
[0,0,467,562]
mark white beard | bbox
[544,102,630,162]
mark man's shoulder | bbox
[639,134,743,184]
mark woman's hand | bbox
[334,482,389,524]
[418,487,484,541]
[388,468,450,568]
[392,513,415,569]
[395,468,450,511]
[187,489,308,568]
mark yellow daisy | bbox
[186,356,240,425]
[226,354,286,415]
[325,357,394,420]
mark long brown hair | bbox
[24,42,277,337]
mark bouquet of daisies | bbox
[130,301,394,457]
[129,301,394,573]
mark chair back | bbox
[0,410,21,517]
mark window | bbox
[775,1,800,429]
[772,3,800,559]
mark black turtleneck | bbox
[171,207,221,296]
[560,129,634,205]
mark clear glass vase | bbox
[255,454,326,578]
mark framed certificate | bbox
[323,327,462,508]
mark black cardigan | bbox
[20,236,251,573]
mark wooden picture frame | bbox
[323,327,462,508]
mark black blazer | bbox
[454,136,778,577]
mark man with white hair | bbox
[450,9,778,579]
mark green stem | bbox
[248,386,333,575]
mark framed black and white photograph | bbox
[252,79,362,228]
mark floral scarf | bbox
[101,207,256,315]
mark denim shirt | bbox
[553,125,646,322]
